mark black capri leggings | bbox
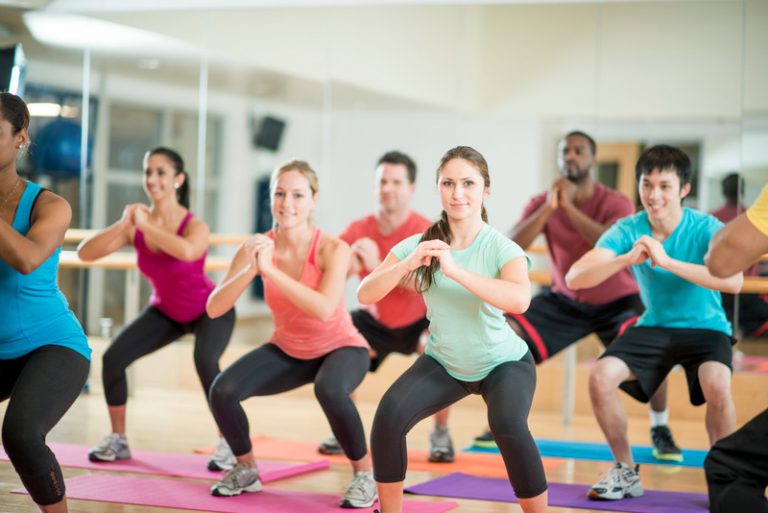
[102,305,235,406]
[209,343,370,461]
[371,352,547,499]
[1,345,90,505]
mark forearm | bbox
[0,222,55,274]
[207,266,256,318]
[561,202,608,245]
[77,221,129,261]
[566,254,629,290]
[261,266,338,321]
[663,259,743,294]
[358,259,411,305]
[705,215,768,278]
[137,221,203,261]
[510,203,554,249]
[449,268,530,313]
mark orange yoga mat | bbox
[196,435,563,478]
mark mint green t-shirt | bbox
[391,224,530,381]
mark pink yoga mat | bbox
[14,474,458,513]
[0,442,328,482]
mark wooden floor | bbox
[2,327,767,513]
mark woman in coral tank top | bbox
[206,160,375,508]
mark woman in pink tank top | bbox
[77,147,236,470]
[206,160,375,508]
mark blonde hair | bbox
[270,160,319,196]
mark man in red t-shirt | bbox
[317,151,455,463]
[473,131,681,462]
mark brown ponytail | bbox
[410,146,490,292]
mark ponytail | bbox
[176,172,190,208]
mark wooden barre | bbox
[58,251,231,272]
[64,229,251,247]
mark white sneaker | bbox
[589,462,643,500]
[208,437,236,471]
[210,463,262,497]
[88,433,131,462]
[340,470,377,508]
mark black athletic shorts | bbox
[351,309,429,372]
[507,291,644,363]
[601,326,734,406]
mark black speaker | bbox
[253,115,286,152]
[0,43,25,96]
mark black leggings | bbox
[1,346,89,505]
[371,352,547,499]
[209,343,370,461]
[102,306,235,406]
[705,407,768,513]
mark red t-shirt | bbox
[340,212,432,328]
[519,182,638,305]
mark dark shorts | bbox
[601,326,734,406]
[507,291,644,363]
[351,309,429,372]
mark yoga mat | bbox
[467,438,708,468]
[406,472,710,513]
[0,442,328,482]
[196,435,563,477]
[13,473,459,513]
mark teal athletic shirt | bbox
[392,223,530,381]
[0,181,90,360]
[597,207,731,336]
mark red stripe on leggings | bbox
[753,320,768,338]
[510,313,548,361]
[616,315,640,339]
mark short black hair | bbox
[564,130,596,155]
[377,151,417,183]
[635,144,692,185]
[721,172,743,203]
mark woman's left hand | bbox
[253,235,275,272]
[437,246,459,279]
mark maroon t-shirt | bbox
[519,182,638,305]
[340,212,432,328]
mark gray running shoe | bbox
[589,462,643,500]
[210,463,263,497]
[88,433,131,462]
[428,427,455,463]
[318,434,345,455]
[208,437,237,471]
[340,470,377,508]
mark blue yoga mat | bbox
[466,439,708,468]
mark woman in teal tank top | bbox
[359,146,548,513]
[0,92,90,512]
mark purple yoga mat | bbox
[13,473,459,513]
[0,442,328,482]
[405,472,709,513]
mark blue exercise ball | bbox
[32,118,92,177]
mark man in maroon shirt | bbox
[317,151,455,463]
[473,131,682,462]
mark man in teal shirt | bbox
[566,145,743,501]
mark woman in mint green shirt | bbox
[359,146,548,513]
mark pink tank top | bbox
[263,228,369,359]
[135,212,215,323]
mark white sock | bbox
[649,408,669,427]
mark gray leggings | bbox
[102,306,235,406]
[209,343,370,461]
[371,352,547,499]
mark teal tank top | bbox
[0,181,90,360]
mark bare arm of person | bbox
[706,213,768,278]
[260,236,350,321]
[0,191,72,274]
[76,204,137,261]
